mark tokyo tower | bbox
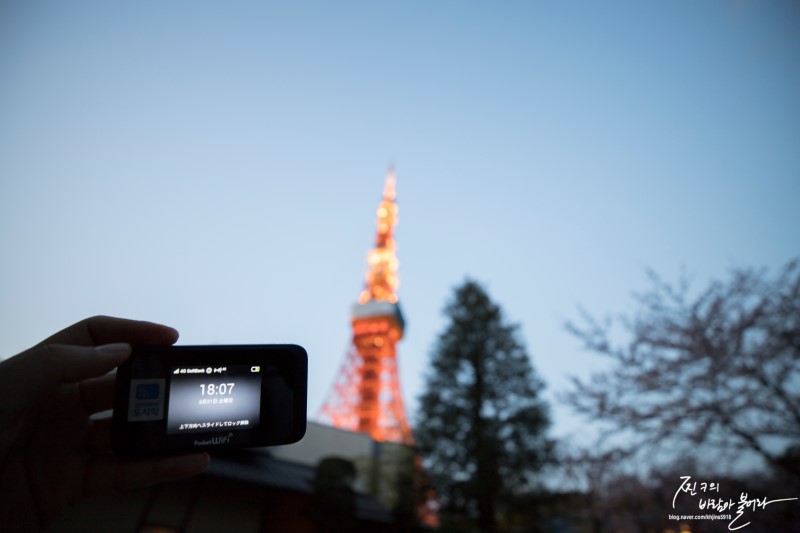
[318,167,413,444]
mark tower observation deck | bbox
[319,168,413,444]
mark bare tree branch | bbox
[561,259,800,479]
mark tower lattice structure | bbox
[319,167,413,445]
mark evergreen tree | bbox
[416,280,555,533]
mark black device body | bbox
[112,344,307,455]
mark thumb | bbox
[47,343,132,384]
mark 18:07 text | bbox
[199,383,235,396]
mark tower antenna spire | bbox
[359,166,399,305]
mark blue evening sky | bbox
[1,1,798,443]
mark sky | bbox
[1,1,798,446]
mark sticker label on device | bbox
[128,379,165,421]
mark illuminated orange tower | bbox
[319,167,413,444]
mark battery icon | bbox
[251,366,261,373]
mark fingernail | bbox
[156,324,180,342]
[95,343,131,357]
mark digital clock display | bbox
[200,383,234,396]
[166,364,261,434]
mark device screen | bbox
[166,364,262,435]
[113,344,307,454]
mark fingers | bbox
[85,453,210,493]
[37,316,179,348]
[52,343,132,384]
[0,315,178,414]
[0,344,131,416]
[89,417,113,452]
[80,374,117,415]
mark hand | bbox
[0,316,210,531]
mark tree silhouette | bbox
[563,259,800,478]
[416,280,554,532]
